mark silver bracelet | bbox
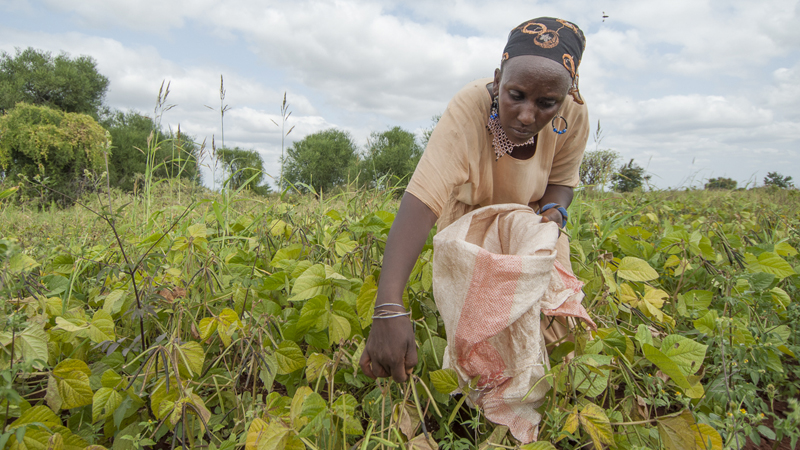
[374,303,406,309]
[372,311,411,319]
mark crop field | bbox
[0,181,798,450]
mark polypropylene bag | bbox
[432,204,596,442]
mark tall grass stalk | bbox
[272,92,294,189]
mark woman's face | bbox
[492,55,572,145]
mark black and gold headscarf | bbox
[502,17,586,104]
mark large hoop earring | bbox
[552,114,568,134]
[490,95,499,119]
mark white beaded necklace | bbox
[487,115,536,161]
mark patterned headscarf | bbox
[502,17,586,104]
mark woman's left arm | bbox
[533,184,574,227]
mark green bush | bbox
[282,128,358,194]
[0,103,107,203]
[103,111,199,192]
[705,177,737,190]
[0,47,108,118]
[217,146,270,194]
[764,172,794,189]
[580,149,620,190]
[612,159,649,193]
[362,126,422,189]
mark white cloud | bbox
[2,0,799,188]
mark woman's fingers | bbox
[359,350,376,379]
[404,343,418,376]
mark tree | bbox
[102,110,200,192]
[217,147,269,194]
[282,129,358,194]
[580,149,620,190]
[0,103,107,203]
[612,159,649,193]
[763,172,794,189]
[0,47,109,118]
[705,177,737,190]
[362,126,423,189]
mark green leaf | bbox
[8,405,60,429]
[51,254,75,275]
[660,335,707,376]
[101,370,123,389]
[430,369,460,395]
[304,392,330,422]
[681,290,713,311]
[305,353,331,382]
[92,387,123,422]
[770,287,792,310]
[103,289,127,315]
[635,324,654,348]
[0,185,19,200]
[52,359,93,409]
[259,353,278,392]
[88,310,116,343]
[55,317,88,333]
[328,313,351,346]
[177,341,205,377]
[13,324,48,368]
[198,317,217,341]
[693,310,718,335]
[290,264,328,301]
[421,336,448,370]
[296,295,329,334]
[643,344,703,398]
[9,253,38,273]
[150,377,179,421]
[747,252,796,280]
[356,275,378,328]
[572,355,612,398]
[617,256,659,282]
[658,415,696,450]
[774,241,798,257]
[245,418,292,450]
[275,341,306,374]
[578,403,614,448]
[187,223,207,239]
[757,425,776,440]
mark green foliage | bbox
[282,128,358,194]
[764,171,794,189]
[0,103,107,203]
[705,177,737,190]
[216,147,270,194]
[102,110,199,192]
[580,149,620,190]
[362,126,422,189]
[0,47,109,118]
[0,181,798,449]
[612,158,650,192]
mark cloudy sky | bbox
[1,0,798,189]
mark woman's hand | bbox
[359,192,437,383]
[360,313,417,382]
[535,184,574,228]
[539,207,564,227]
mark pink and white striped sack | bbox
[432,203,596,443]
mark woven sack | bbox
[432,203,595,442]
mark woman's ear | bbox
[492,68,501,95]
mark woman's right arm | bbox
[359,192,438,382]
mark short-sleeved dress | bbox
[406,77,589,232]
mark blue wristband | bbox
[539,203,568,228]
